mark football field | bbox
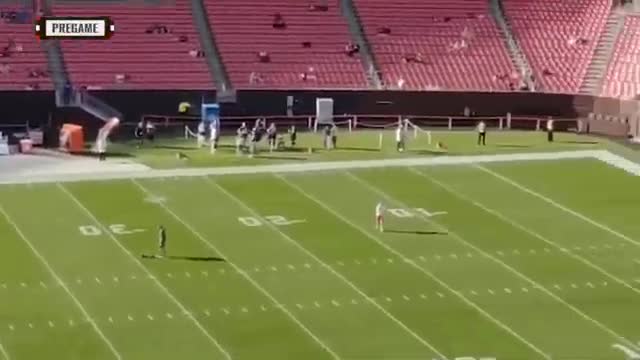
[1,155,640,359]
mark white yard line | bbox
[476,164,640,248]
[0,204,122,360]
[0,338,9,360]
[201,177,448,360]
[410,168,640,297]
[56,184,232,360]
[277,174,550,360]
[130,179,340,360]
[346,172,640,351]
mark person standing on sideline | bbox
[210,122,219,154]
[396,123,405,152]
[288,125,297,147]
[158,225,167,258]
[135,120,145,147]
[477,120,487,146]
[546,118,554,142]
[323,125,331,149]
[330,124,338,149]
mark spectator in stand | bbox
[249,71,263,85]
[0,63,9,75]
[308,3,328,11]
[273,13,286,29]
[189,49,204,58]
[345,42,359,57]
[115,73,129,84]
[402,53,424,64]
[257,51,270,63]
[146,24,169,34]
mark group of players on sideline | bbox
[133,117,556,159]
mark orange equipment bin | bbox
[60,124,85,153]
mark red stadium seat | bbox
[53,0,214,90]
[601,16,640,99]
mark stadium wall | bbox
[0,90,636,136]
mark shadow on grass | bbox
[255,155,307,161]
[560,140,599,145]
[410,149,448,155]
[336,146,381,152]
[141,254,226,262]
[385,229,448,235]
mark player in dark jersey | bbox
[267,123,277,151]
[135,121,145,147]
[158,225,167,258]
[288,125,297,147]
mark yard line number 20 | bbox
[238,215,306,227]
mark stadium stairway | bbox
[352,0,516,91]
[502,0,612,94]
[490,0,536,91]
[579,8,625,95]
[204,0,369,89]
[340,0,383,89]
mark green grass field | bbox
[1,133,640,359]
[109,130,617,169]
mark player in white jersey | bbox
[375,202,385,232]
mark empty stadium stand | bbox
[601,15,640,99]
[53,0,213,90]
[503,0,611,94]
[0,8,52,90]
[205,0,368,89]
[353,0,517,91]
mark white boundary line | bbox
[201,176,448,360]
[56,184,233,360]
[277,174,550,359]
[0,337,9,360]
[346,172,640,351]
[0,204,122,360]
[411,168,640,297]
[475,164,640,248]
[130,179,341,360]
[0,150,611,185]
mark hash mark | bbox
[260,305,268,311]
[20,282,27,288]
[435,255,442,260]
[185,272,191,278]
[487,289,495,295]
[127,315,134,321]
[589,245,597,250]
[351,299,358,305]
[521,287,529,293]
[295,304,304,309]
[8,324,13,331]
[222,308,230,315]
[384,297,392,302]
[602,281,608,286]
[337,261,344,266]
[147,314,154,321]
[574,246,582,251]
[418,256,426,262]
[419,293,427,299]
[28,323,33,329]
[604,244,613,249]
[513,250,521,255]
[354,259,362,265]
[204,309,211,317]
[387,258,394,263]
[253,267,261,273]
[112,277,119,283]
[402,295,411,301]
[270,266,278,272]
[496,251,504,256]
[241,307,249,313]
[436,292,445,298]
[130,275,137,280]
[167,273,174,279]
[108,317,114,323]
[48,321,55,328]
[68,319,75,327]
[466,253,473,258]
[449,254,458,260]
[287,264,295,270]
[560,248,568,252]
[76,279,83,285]
[1,283,6,289]
[504,288,512,294]
[370,258,378,264]
[201,271,208,277]
[543,248,551,253]
[40,281,47,289]
[553,284,562,290]
[314,301,321,308]
[470,290,478,296]
[166,313,174,319]
[304,263,311,269]
[586,282,595,288]
[571,283,578,289]
[219,269,226,275]
[529,249,537,255]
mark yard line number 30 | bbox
[78,224,145,236]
